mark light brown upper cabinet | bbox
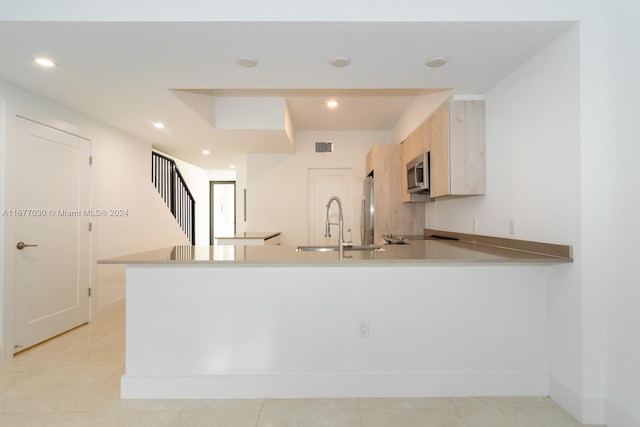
[400,119,429,202]
[401,123,428,170]
[430,98,486,199]
[401,97,485,201]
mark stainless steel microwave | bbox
[407,152,430,193]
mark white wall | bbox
[246,131,391,246]
[601,2,640,424]
[0,78,190,359]
[426,24,588,418]
[425,25,580,244]
[91,132,190,309]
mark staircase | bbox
[151,151,196,244]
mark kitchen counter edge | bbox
[98,234,572,267]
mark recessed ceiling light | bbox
[236,56,258,67]
[34,57,56,67]
[327,100,339,108]
[153,122,165,129]
[202,149,210,155]
[425,56,448,68]
[329,56,351,67]
[229,164,236,169]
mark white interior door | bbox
[13,117,91,353]
[308,169,353,245]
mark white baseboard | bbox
[606,400,640,427]
[549,376,640,426]
[121,372,548,400]
[549,376,604,424]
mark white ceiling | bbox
[0,21,573,169]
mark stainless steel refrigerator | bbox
[361,175,374,245]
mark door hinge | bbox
[88,288,92,297]
[89,156,93,165]
[89,222,92,232]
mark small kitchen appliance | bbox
[406,152,430,194]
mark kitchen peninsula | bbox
[101,231,571,400]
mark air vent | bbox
[315,141,333,153]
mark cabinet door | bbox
[428,100,451,198]
[366,148,375,176]
[449,100,486,195]
[419,119,430,153]
[400,135,414,202]
[370,144,424,241]
[400,114,436,202]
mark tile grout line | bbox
[254,398,266,427]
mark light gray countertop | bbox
[99,235,572,266]
[215,231,280,240]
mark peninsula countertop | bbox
[99,233,572,266]
[215,231,281,240]
[214,231,281,246]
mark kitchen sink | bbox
[296,245,385,252]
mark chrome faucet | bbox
[325,196,351,258]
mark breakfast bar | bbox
[100,232,571,400]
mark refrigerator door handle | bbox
[360,196,366,245]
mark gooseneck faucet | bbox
[325,196,351,258]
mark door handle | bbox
[16,242,38,250]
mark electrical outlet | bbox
[359,320,370,338]
[509,219,516,235]
[472,218,478,232]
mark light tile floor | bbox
[0,304,598,427]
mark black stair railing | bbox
[151,151,196,244]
